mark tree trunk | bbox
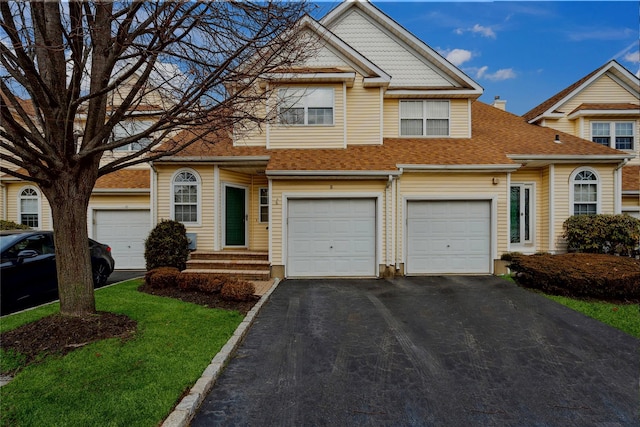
[44,173,97,317]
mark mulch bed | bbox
[1,284,258,374]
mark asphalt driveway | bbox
[191,276,640,426]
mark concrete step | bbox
[185,269,270,281]
[186,259,270,271]
[189,251,268,261]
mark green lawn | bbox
[0,279,244,427]
[501,275,640,339]
[544,294,640,339]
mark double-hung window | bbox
[278,88,334,126]
[172,170,200,224]
[571,169,599,215]
[111,120,154,151]
[400,100,449,137]
[19,187,40,228]
[591,121,635,150]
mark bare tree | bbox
[0,1,312,316]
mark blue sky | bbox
[312,1,640,116]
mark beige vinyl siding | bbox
[156,165,216,251]
[551,164,616,252]
[383,98,470,138]
[249,175,269,251]
[269,179,387,266]
[551,75,640,165]
[397,172,508,263]
[346,75,382,145]
[268,83,345,149]
[622,194,640,209]
[5,182,53,230]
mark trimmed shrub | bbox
[507,253,640,302]
[0,220,31,230]
[176,273,210,292]
[198,275,226,294]
[220,279,256,302]
[144,267,181,289]
[563,214,640,257]
[144,220,190,271]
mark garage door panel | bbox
[287,199,376,277]
[95,210,149,270]
[407,201,491,274]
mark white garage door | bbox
[287,199,376,277]
[95,210,150,269]
[407,200,491,274]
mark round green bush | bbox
[144,220,190,271]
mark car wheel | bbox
[93,262,109,288]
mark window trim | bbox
[569,167,601,216]
[17,186,41,229]
[277,87,335,126]
[258,187,269,223]
[590,120,635,151]
[399,99,450,137]
[170,168,202,226]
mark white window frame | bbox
[258,187,269,223]
[17,186,41,229]
[399,100,450,137]
[111,119,154,151]
[569,167,600,216]
[171,169,201,226]
[590,121,635,151]
[278,87,334,126]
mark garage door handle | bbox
[330,246,333,249]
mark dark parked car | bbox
[0,230,115,315]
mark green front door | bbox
[225,186,246,246]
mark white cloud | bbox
[624,51,640,64]
[444,49,473,66]
[455,24,496,39]
[471,24,496,39]
[475,66,516,81]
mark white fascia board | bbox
[622,191,640,195]
[261,72,357,87]
[396,164,521,172]
[92,188,150,194]
[153,156,270,163]
[567,109,640,120]
[267,170,400,177]
[384,89,482,99]
[532,61,627,123]
[508,154,634,163]
[320,2,482,93]
[527,112,564,124]
[301,17,391,84]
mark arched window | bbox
[172,170,200,224]
[571,168,599,215]
[19,187,40,228]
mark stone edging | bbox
[161,278,281,427]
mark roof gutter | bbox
[396,164,521,172]
[267,170,401,178]
[153,156,270,164]
[507,154,634,163]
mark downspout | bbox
[1,182,6,220]
[385,175,393,268]
[395,168,403,271]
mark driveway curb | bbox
[161,278,282,427]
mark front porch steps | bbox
[185,251,270,281]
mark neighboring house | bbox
[148,1,632,278]
[0,168,151,269]
[522,60,640,218]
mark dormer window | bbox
[111,120,154,151]
[591,121,634,150]
[400,100,449,137]
[278,88,334,126]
